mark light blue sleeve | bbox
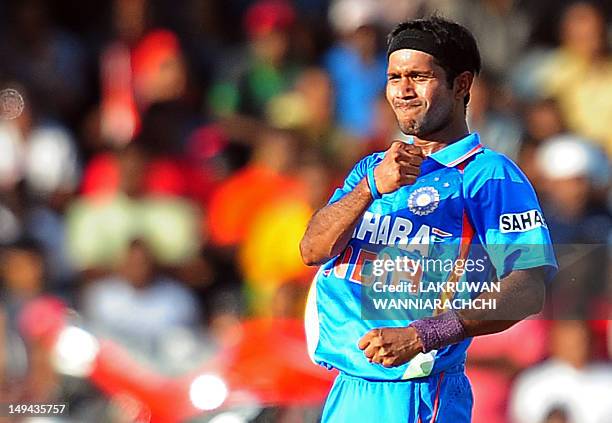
[327,153,380,205]
[463,152,558,280]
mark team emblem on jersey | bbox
[408,186,440,216]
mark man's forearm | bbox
[301,142,424,266]
[410,268,546,353]
[457,268,545,337]
[300,178,372,266]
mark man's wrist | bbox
[366,167,382,200]
[410,327,425,353]
[408,310,467,353]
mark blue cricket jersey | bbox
[304,132,557,381]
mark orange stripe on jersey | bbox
[429,371,445,423]
[435,210,475,315]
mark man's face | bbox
[386,49,455,137]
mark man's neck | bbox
[411,120,470,156]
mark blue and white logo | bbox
[408,186,440,216]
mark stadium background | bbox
[0,0,611,422]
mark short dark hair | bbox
[387,16,481,105]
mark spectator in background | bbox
[0,0,87,121]
[432,0,531,81]
[208,0,301,119]
[81,239,199,354]
[271,281,309,319]
[265,67,361,169]
[542,408,570,423]
[366,94,403,151]
[128,29,197,157]
[466,320,549,423]
[325,0,387,137]
[0,102,79,200]
[207,128,306,248]
[509,321,612,423]
[100,9,195,151]
[534,135,611,319]
[535,134,611,244]
[0,86,79,283]
[516,98,566,186]
[131,30,188,113]
[0,240,46,327]
[265,67,335,146]
[98,0,149,147]
[527,2,612,155]
[67,143,200,275]
[238,156,329,314]
[0,242,68,408]
[467,74,523,160]
[522,99,566,148]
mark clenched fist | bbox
[358,327,424,368]
[373,141,424,194]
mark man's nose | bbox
[398,77,417,98]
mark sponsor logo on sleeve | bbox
[499,210,547,233]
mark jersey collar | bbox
[428,133,483,168]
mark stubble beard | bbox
[397,103,454,138]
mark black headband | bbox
[387,30,443,60]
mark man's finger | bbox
[382,357,397,368]
[371,352,384,364]
[369,334,385,348]
[400,175,418,186]
[396,155,424,167]
[377,346,392,357]
[389,140,405,151]
[399,165,421,177]
[395,150,424,166]
[358,331,375,350]
[363,344,378,359]
[405,144,425,157]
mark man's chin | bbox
[398,122,420,136]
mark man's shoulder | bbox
[464,147,520,174]
[350,151,385,176]
[362,150,385,165]
[462,147,529,189]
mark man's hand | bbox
[373,141,424,194]
[358,327,424,368]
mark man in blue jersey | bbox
[300,16,557,423]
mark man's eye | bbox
[412,75,429,81]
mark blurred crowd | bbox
[0,0,611,422]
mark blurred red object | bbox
[100,43,141,146]
[80,153,121,196]
[144,158,188,196]
[186,125,228,161]
[17,301,333,422]
[206,319,335,405]
[132,30,181,84]
[18,296,67,347]
[88,319,334,422]
[184,124,229,205]
[244,0,296,38]
[81,152,191,198]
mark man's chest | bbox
[351,167,466,247]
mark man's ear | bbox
[454,71,474,102]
